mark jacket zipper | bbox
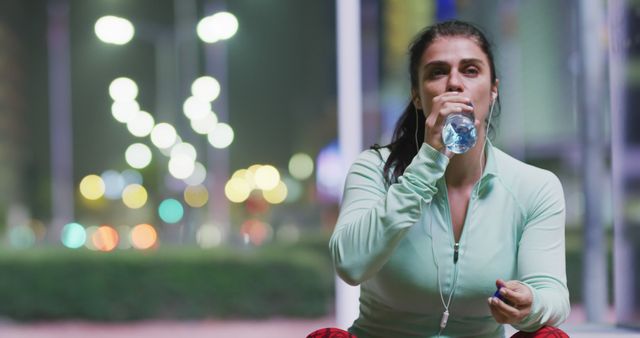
[453,242,459,264]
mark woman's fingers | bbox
[488,297,522,324]
[489,279,533,324]
[499,280,533,309]
[425,102,473,128]
[487,297,510,323]
[423,92,474,151]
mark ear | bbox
[491,79,499,103]
[411,89,421,110]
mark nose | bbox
[446,70,464,93]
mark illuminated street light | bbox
[109,77,138,101]
[191,76,221,102]
[184,161,207,186]
[79,175,105,200]
[190,111,218,135]
[197,12,238,43]
[111,100,140,123]
[170,142,197,161]
[207,122,234,149]
[288,153,314,180]
[183,96,210,120]
[95,16,135,45]
[125,143,152,169]
[150,123,178,149]
[168,154,195,179]
[126,111,155,137]
[254,165,280,190]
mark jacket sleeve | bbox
[329,144,448,285]
[513,171,571,331]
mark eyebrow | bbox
[423,58,485,69]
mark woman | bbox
[328,20,570,337]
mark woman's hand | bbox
[487,279,533,324]
[423,92,477,157]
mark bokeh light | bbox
[196,224,223,248]
[207,123,234,149]
[254,165,280,190]
[150,123,178,149]
[184,185,209,207]
[316,142,346,202]
[184,162,207,186]
[158,199,184,224]
[168,154,195,179]
[92,225,119,252]
[170,142,197,161]
[121,169,143,185]
[248,164,262,175]
[197,12,238,43]
[130,224,157,250]
[127,110,155,137]
[183,96,210,120]
[79,174,105,200]
[232,169,256,190]
[111,100,140,123]
[288,153,314,180]
[8,225,36,249]
[61,222,86,249]
[262,181,288,204]
[240,219,272,246]
[191,76,221,102]
[196,15,219,43]
[224,177,251,203]
[95,16,134,45]
[122,184,148,209]
[109,77,138,101]
[101,170,126,200]
[211,12,239,39]
[125,143,152,169]
[190,111,218,135]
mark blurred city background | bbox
[0,0,638,337]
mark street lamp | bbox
[94,16,135,45]
[94,6,238,246]
[196,12,238,43]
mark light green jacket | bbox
[330,143,570,338]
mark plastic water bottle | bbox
[442,113,477,154]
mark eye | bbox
[428,67,447,78]
[463,66,480,76]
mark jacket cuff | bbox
[511,281,544,332]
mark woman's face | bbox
[414,36,498,129]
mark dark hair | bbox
[373,20,500,184]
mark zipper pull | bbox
[453,243,459,264]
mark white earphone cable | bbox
[478,98,496,183]
[430,206,460,337]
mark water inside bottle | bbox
[442,113,477,154]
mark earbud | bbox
[491,92,498,103]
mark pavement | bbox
[0,307,639,338]
[0,317,336,338]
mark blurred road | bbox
[1,307,639,338]
[0,317,336,338]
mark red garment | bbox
[511,326,570,338]
[307,326,569,338]
[306,328,357,338]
